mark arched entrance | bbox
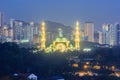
[56,43,66,52]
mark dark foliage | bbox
[0,42,120,80]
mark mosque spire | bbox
[75,21,80,50]
[40,21,46,50]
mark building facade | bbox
[84,22,94,42]
[102,23,120,46]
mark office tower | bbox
[32,23,39,44]
[102,23,120,46]
[94,31,102,44]
[0,12,4,36]
[27,22,34,43]
[0,12,4,27]
[109,24,115,46]
[102,24,111,45]
[12,20,23,42]
[111,23,120,46]
[98,31,102,44]
[80,30,85,41]
[84,22,94,42]
[33,34,39,44]
[10,19,14,28]
[12,19,39,44]
[94,31,99,43]
[0,24,13,42]
[116,23,120,46]
[8,28,13,40]
[2,24,8,36]
[12,20,28,42]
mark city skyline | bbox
[0,0,120,30]
[0,1,120,79]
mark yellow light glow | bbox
[40,21,46,50]
[73,63,79,68]
[42,21,45,26]
[75,21,80,50]
[93,65,101,70]
[83,48,91,52]
[56,43,66,52]
[111,66,115,71]
[84,65,88,69]
[79,72,85,76]
[37,21,82,53]
[86,62,90,65]
[76,21,79,26]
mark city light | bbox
[83,48,91,52]
[39,21,81,53]
[40,21,46,50]
[75,21,80,50]
[72,63,79,68]
[0,1,120,80]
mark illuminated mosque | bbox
[39,21,80,53]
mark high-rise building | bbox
[8,28,13,40]
[33,34,39,44]
[112,23,120,46]
[11,19,39,44]
[98,31,102,44]
[80,30,85,41]
[0,12,4,27]
[102,23,120,46]
[0,12,4,36]
[102,24,111,45]
[2,24,8,36]
[0,24,13,42]
[94,31,102,44]
[12,20,23,42]
[116,23,120,45]
[110,24,115,46]
[10,19,14,28]
[84,22,94,42]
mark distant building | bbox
[8,27,13,40]
[102,24,111,45]
[12,73,37,80]
[94,31,99,43]
[0,12,4,37]
[112,23,120,46]
[33,34,39,44]
[84,22,94,42]
[0,24,13,42]
[98,31,102,44]
[94,31,102,44]
[80,30,85,41]
[102,23,120,46]
[12,20,23,42]
[29,22,39,43]
[0,12,4,27]
[2,24,8,36]
[11,20,39,44]
[28,73,37,80]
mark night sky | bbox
[0,0,120,30]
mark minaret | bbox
[40,21,46,50]
[58,28,63,37]
[75,21,80,50]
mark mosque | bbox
[39,21,80,53]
